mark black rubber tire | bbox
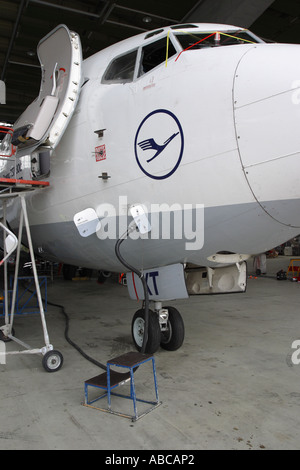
[0,327,15,342]
[42,350,64,372]
[131,309,161,354]
[97,270,111,284]
[160,306,185,351]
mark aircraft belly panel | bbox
[27,201,300,272]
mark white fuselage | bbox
[5,24,300,272]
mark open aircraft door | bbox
[12,25,82,157]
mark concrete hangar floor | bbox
[0,256,299,450]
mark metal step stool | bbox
[83,351,161,421]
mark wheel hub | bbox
[158,308,169,332]
[133,317,145,347]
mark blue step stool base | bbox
[83,351,161,421]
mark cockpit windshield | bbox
[174,30,261,51]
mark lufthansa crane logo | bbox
[134,109,184,180]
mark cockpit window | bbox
[175,30,259,51]
[102,49,137,83]
[138,37,176,77]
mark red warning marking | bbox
[95,145,106,162]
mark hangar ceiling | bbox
[1,0,300,123]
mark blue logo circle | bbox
[134,109,184,180]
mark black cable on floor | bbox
[20,278,108,371]
[45,297,108,371]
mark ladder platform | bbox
[0,177,49,191]
[107,351,153,367]
[287,258,300,277]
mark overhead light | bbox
[143,16,152,24]
[27,51,35,57]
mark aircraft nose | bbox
[234,44,300,228]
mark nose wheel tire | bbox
[132,309,161,354]
[42,350,64,372]
[160,306,185,351]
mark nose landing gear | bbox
[131,304,185,354]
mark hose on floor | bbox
[20,277,108,371]
[46,297,107,371]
